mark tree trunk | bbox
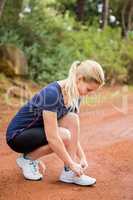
[121,2,127,38]
[0,0,6,18]
[100,0,109,29]
[121,0,133,38]
[76,0,85,21]
[127,0,133,31]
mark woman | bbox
[6,60,105,186]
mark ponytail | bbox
[65,61,81,112]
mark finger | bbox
[80,168,84,175]
[76,171,81,177]
[82,167,86,173]
[77,168,83,176]
[84,165,88,170]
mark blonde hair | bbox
[65,59,105,112]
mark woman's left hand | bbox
[80,158,88,171]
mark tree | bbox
[76,0,86,21]
[121,0,133,38]
[110,0,133,38]
[0,0,6,18]
[100,0,109,29]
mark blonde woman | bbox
[6,60,105,186]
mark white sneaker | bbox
[59,168,96,186]
[16,155,43,181]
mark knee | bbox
[63,128,71,142]
[67,129,71,140]
[62,129,72,147]
[59,127,71,143]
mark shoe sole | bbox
[59,178,96,186]
[24,177,42,181]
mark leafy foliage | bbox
[0,0,132,84]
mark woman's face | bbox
[76,76,100,96]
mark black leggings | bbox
[7,127,48,154]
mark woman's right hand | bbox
[69,161,84,176]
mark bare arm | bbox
[77,142,88,170]
[43,110,74,167]
[77,142,86,160]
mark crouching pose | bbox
[6,60,105,186]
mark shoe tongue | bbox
[23,155,32,161]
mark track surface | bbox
[0,89,133,200]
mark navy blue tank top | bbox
[6,81,81,142]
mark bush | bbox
[0,1,132,85]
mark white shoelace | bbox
[29,160,46,175]
[29,160,39,174]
